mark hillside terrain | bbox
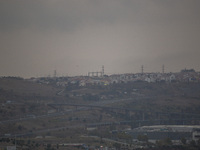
[0,77,200,149]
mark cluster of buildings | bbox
[29,69,200,87]
[127,125,200,143]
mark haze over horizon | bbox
[0,0,200,78]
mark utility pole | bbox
[54,70,57,78]
[141,65,144,74]
[162,65,165,74]
[102,65,104,76]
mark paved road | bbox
[1,96,200,125]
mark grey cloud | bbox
[0,0,200,77]
[0,0,117,31]
[1,0,198,32]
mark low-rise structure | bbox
[127,125,200,143]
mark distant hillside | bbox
[1,77,200,115]
[0,77,60,102]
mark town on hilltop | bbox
[29,68,200,87]
[1,68,200,150]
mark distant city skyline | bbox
[0,0,200,78]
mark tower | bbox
[102,65,104,76]
[54,70,57,78]
[162,65,165,74]
[141,65,144,74]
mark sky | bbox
[0,0,200,78]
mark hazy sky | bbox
[0,0,200,78]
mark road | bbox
[0,97,135,125]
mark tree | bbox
[35,143,39,147]
[181,137,186,145]
[117,132,133,143]
[113,143,121,150]
[190,140,196,147]
[56,144,59,149]
[156,138,172,147]
[197,139,200,147]
[137,134,148,142]
[163,138,172,146]
[27,139,31,145]
[46,144,52,150]
[18,125,23,131]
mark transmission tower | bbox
[141,65,144,74]
[162,65,165,74]
[54,70,57,78]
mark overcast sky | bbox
[0,0,200,78]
